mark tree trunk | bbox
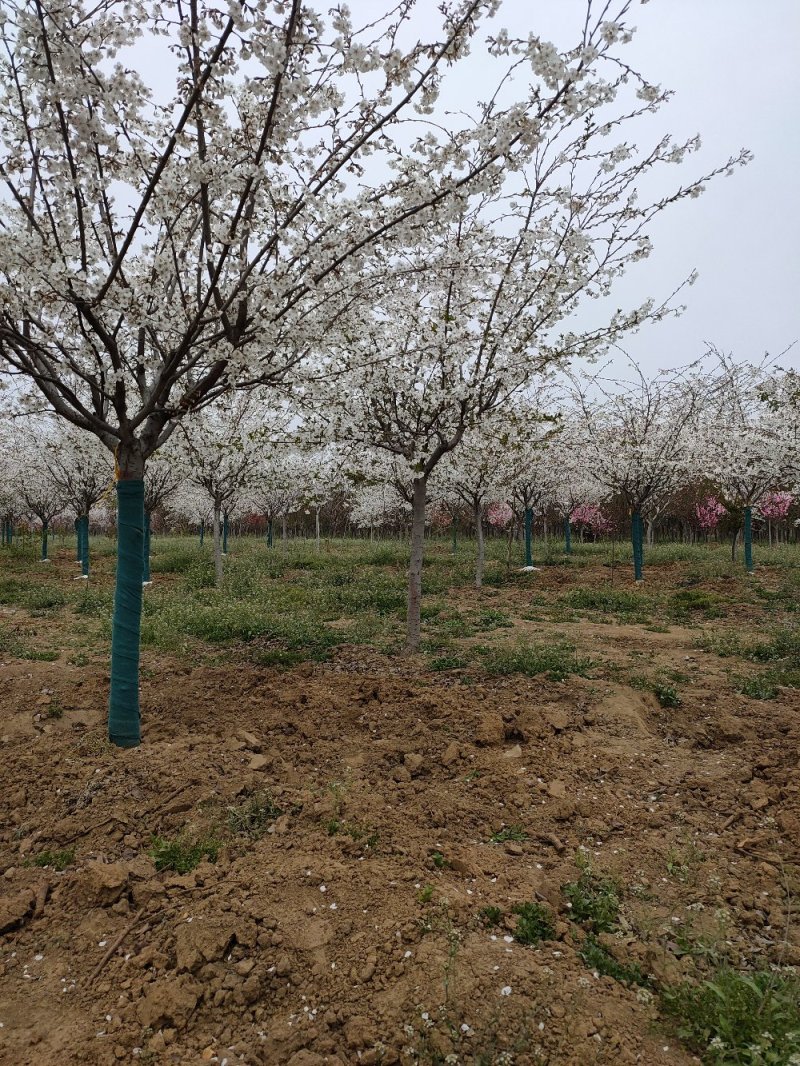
[222,512,229,555]
[744,506,754,573]
[41,520,49,562]
[451,515,457,555]
[315,507,321,552]
[406,475,428,651]
[267,516,273,548]
[281,513,287,554]
[199,519,205,546]
[80,514,90,577]
[563,516,572,555]
[143,511,152,583]
[646,518,654,547]
[524,506,533,567]
[631,509,644,582]
[108,450,145,749]
[475,499,485,588]
[731,527,740,561]
[213,503,224,585]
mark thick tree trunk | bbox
[108,447,145,749]
[475,500,485,588]
[213,504,223,584]
[406,475,428,651]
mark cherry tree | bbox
[311,21,746,643]
[573,363,708,581]
[348,480,409,542]
[437,422,511,588]
[697,356,800,571]
[142,446,182,583]
[44,422,114,578]
[3,0,584,744]
[249,450,306,551]
[175,393,265,584]
[12,421,67,561]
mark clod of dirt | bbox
[136,974,202,1028]
[69,861,129,907]
[474,711,505,745]
[0,887,36,934]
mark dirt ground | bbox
[1,552,799,1065]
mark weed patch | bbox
[580,934,650,987]
[227,791,281,839]
[563,864,621,933]
[662,967,800,1065]
[480,639,592,681]
[149,834,220,873]
[26,847,76,871]
[511,902,555,945]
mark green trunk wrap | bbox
[524,507,533,567]
[108,480,144,748]
[744,506,754,573]
[143,512,151,583]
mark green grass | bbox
[738,674,781,700]
[670,588,726,620]
[477,905,503,926]
[149,834,220,873]
[479,639,592,681]
[662,968,800,1065]
[226,791,281,839]
[26,847,76,871]
[562,587,654,620]
[490,826,528,844]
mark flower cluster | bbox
[695,496,727,532]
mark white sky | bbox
[482,0,800,374]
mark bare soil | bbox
[1,557,799,1065]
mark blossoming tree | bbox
[3,0,586,743]
[573,363,709,581]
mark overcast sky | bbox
[483,0,800,375]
